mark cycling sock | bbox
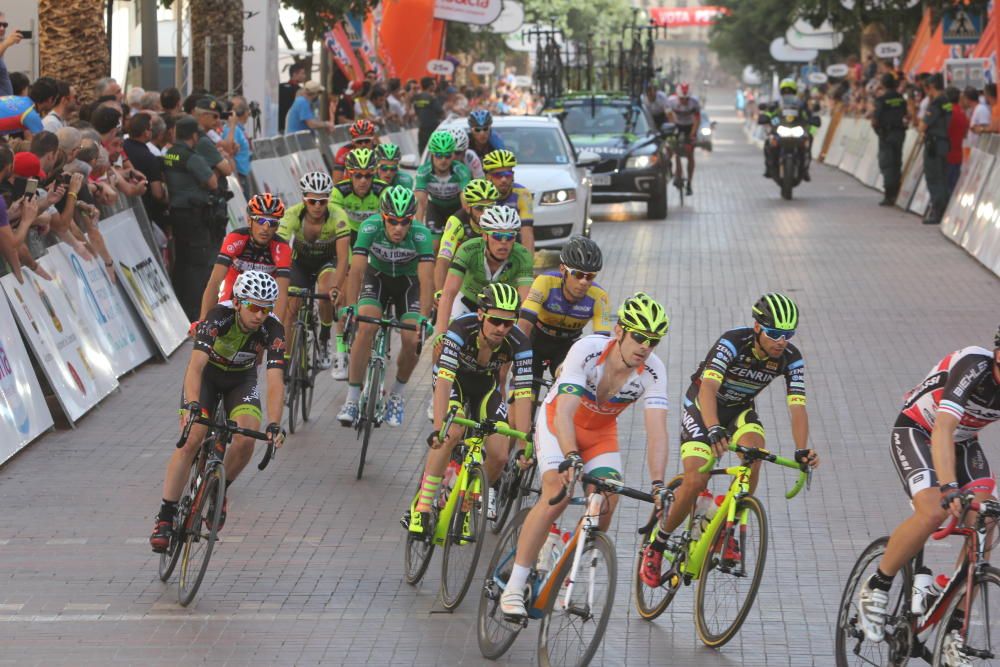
[868,568,894,592]
[158,500,178,521]
[319,322,332,343]
[336,334,347,353]
[391,377,407,395]
[225,480,233,491]
[414,474,442,512]
[650,531,670,552]
[506,563,531,595]
[347,384,362,402]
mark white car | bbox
[425,116,599,249]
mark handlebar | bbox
[933,496,1000,540]
[287,287,332,301]
[697,444,811,499]
[549,470,656,506]
[175,410,282,470]
[435,404,533,456]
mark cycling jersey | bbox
[460,149,485,179]
[415,161,472,209]
[667,95,701,127]
[0,96,43,135]
[353,214,434,277]
[900,346,1000,443]
[469,131,506,159]
[330,179,389,233]
[499,184,534,227]
[448,237,533,304]
[437,311,533,399]
[195,303,286,372]
[388,171,414,190]
[215,228,292,302]
[690,327,806,408]
[277,203,350,263]
[438,209,481,262]
[520,272,612,340]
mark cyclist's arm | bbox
[436,272,462,335]
[697,376,724,430]
[510,332,534,438]
[519,227,534,255]
[346,253,368,305]
[332,235,351,298]
[434,254,451,292]
[182,349,209,413]
[198,263,229,320]
[517,279,545,337]
[414,190,429,222]
[590,288,613,334]
[553,392,582,456]
[930,412,960,486]
[434,329,464,431]
[274,276,289,324]
[644,407,669,483]
[789,403,810,453]
[517,190,535,254]
[264,366,285,428]
[417,260,434,319]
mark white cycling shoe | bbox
[499,588,527,619]
[857,579,889,642]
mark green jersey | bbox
[277,203,350,263]
[414,161,472,208]
[353,214,435,277]
[330,179,389,233]
[448,237,533,302]
[391,171,415,190]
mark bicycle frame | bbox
[682,465,754,581]
[432,435,486,547]
[358,325,391,426]
[532,492,605,616]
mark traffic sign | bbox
[826,63,849,77]
[472,62,496,76]
[942,8,983,45]
[874,42,903,59]
[769,38,818,63]
[426,59,455,76]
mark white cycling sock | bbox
[506,563,531,595]
[347,384,362,402]
[391,378,407,395]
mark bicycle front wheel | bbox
[538,531,617,667]
[694,494,767,647]
[285,322,305,434]
[301,327,317,423]
[356,357,384,480]
[177,464,225,606]
[491,446,523,535]
[634,475,685,620]
[441,463,489,610]
[478,507,530,659]
[931,565,1000,667]
[404,477,436,585]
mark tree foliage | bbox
[709,0,797,76]
[279,0,381,47]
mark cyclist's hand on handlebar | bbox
[188,320,201,337]
[433,289,442,309]
[427,432,445,449]
[178,401,200,430]
[557,451,583,486]
[650,480,666,512]
[941,482,964,519]
[328,287,341,305]
[266,422,285,448]
[515,448,534,470]
[795,448,820,469]
[707,425,729,458]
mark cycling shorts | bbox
[680,387,765,462]
[448,378,508,426]
[535,404,622,481]
[289,257,336,290]
[358,266,422,322]
[425,200,460,237]
[890,414,992,498]
[181,364,262,424]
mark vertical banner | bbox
[100,210,189,358]
[243,0,280,137]
[227,174,249,233]
[0,293,53,465]
[1,269,118,424]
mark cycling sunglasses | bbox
[488,170,514,178]
[352,137,374,144]
[471,126,491,133]
[240,299,273,315]
[351,171,375,180]
[567,269,597,281]
[487,231,516,242]
[761,326,795,341]
[251,216,280,228]
[470,204,493,212]
[304,197,328,206]
[431,152,453,159]
[485,315,516,328]
[377,164,399,172]
[384,215,412,227]
[627,330,661,347]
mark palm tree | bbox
[190,0,244,97]
[38,0,109,103]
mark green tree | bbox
[710,0,797,77]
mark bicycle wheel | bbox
[538,531,617,667]
[158,450,205,582]
[931,565,1000,667]
[301,325,317,423]
[634,475,685,620]
[285,322,304,434]
[441,463,489,610]
[491,447,523,535]
[356,357,384,480]
[177,463,226,606]
[515,464,538,514]
[834,536,914,667]
[404,474,437,585]
[478,507,530,659]
[694,494,767,647]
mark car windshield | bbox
[559,103,650,136]
[491,126,572,165]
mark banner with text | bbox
[0,293,53,465]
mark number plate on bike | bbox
[592,174,612,186]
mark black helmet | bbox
[994,325,1000,349]
[752,292,799,330]
[559,236,603,272]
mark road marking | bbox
[63,603,110,612]
[0,610,417,623]
[0,604,23,612]
[45,538,87,545]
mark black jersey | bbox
[437,312,533,399]
[195,304,286,372]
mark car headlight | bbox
[539,189,577,205]
[775,125,805,138]
[700,127,712,136]
[625,154,659,169]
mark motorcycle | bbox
[761,110,820,200]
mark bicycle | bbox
[835,478,1000,667]
[284,287,331,434]
[633,443,811,647]
[404,405,530,611]
[477,469,656,667]
[157,404,277,606]
[663,128,687,208]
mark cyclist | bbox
[759,78,814,182]
[375,142,414,190]
[639,292,820,587]
[435,178,500,291]
[468,108,505,159]
[277,171,351,372]
[332,119,378,182]
[449,127,484,178]
[499,292,671,618]
[517,236,612,402]
[330,147,389,244]
[666,82,701,196]
[482,149,535,253]
[198,193,291,324]
[150,271,285,552]
[856,330,1000,644]
[405,282,532,534]
[336,186,434,428]
[415,130,472,247]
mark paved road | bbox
[1,103,997,666]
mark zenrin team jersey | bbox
[215,227,292,302]
[330,179,388,232]
[520,272,612,339]
[437,312,533,399]
[901,346,1000,442]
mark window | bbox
[559,104,650,136]
[494,126,572,165]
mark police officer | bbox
[921,73,951,225]
[872,73,908,207]
[164,115,219,320]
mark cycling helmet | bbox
[380,185,417,218]
[618,292,669,337]
[482,149,517,172]
[559,236,604,272]
[233,270,279,304]
[375,142,401,162]
[345,147,376,172]
[349,119,376,140]
[469,109,493,129]
[247,193,285,219]
[478,282,521,313]
[299,171,333,195]
[779,78,798,94]
[449,127,470,152]
[427,130,456,155]
[479,205,521,231]
[678,82,691,97]
[463,179,500,206]
[752,292,799,330]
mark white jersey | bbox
[666,95,701,126]
[462,149,484,179]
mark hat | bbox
[13,152,44,179]
[303,80,324,94]
[174,115,200,140]
[195,96,221,112]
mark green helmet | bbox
[463,179,500,206]
[478,282,521,313]
[380,185,417,218]
[427,130,456,155]
[779,78,798,94]
[752,292,799,330]
[617,292,669,338]
[345,147,376,171]
[375,142,401,162]
[483,149,517,172]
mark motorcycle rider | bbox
[759,78,815,182]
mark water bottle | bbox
[691,491,713,541]
[437,460,460,509]
[707,495,724,521]
[536,524,561,576]
[911,566,934,614]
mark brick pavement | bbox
[0,101,997,666]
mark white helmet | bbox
[479,205,521,231]
[233,270,279,304]
[299,171,333,195]
[449,127,469,153]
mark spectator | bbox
[921,73,950,225]
[386,78,406,123]
[286,81,334,134]
[969,83,995,143]
[223,95,252,195]
[126,87,145,116]
[0,15,25,96]
[193,97,235,174]
[148,113,175,157]
[42,80,78,132]
[138,90,161,112]
[0,145,41,281]
[94,77,123,104]
[945,86,968,196]
[122,112,168,225]
[9,71,28,96]
[334,81,357,124]
[160,87,182,114]
[278,62,307,133]
[29,131,59,175]
[182,89,208,115]
[355,83,382,123]
[0,76,58,138]
[413,76,443,154]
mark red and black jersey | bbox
[215,227,292,302]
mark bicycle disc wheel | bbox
[286,323,304,434]
[931,566,1000,667]
[441,463,489,610]
[634,475,685,620]
[301,328,317,423]
[356,357,384,480]
[177,464,226,606]
[694,495,767,647]
[478,507,530,659]
[538,531,617,667]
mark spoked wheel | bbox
[694,495,767,647]
[285,323,305,434]
[301,327,317,423]
[491,445,525,535]
[478,508,530,659]
[356,358,384,480]
[931,565,1000,667]
[634,475,685,620]
[834,536,914,667]
[177,464,226,607]
[441,463,489,610]
[515,463,538,514]
[538,532,617,667]
[403,476,436,586]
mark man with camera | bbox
[192,96,236,246]
[0,15,28,97]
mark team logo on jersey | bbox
[270,337,286,352]
[766,361,778,371]
[559,384,583,395]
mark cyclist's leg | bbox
[393,276,423,384]
[220,373,263,484]
[480,382,511,482]
[162,378,217,502]
[583,449,624,533]
[661,395,716,533]
[729,407,766,494]
[346,267,386,401]
[412,384,471,516]
[316,263,337,346]
[426,201,448,255]
[284,260,310,330]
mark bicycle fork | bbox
[556,494,603,617]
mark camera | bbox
[248,101,261,118]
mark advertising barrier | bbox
[942,147,995,242]
[0,293,53,464]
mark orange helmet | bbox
[247,193,285,219]
[350,119,376,140]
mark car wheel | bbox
[647,178,668,220]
